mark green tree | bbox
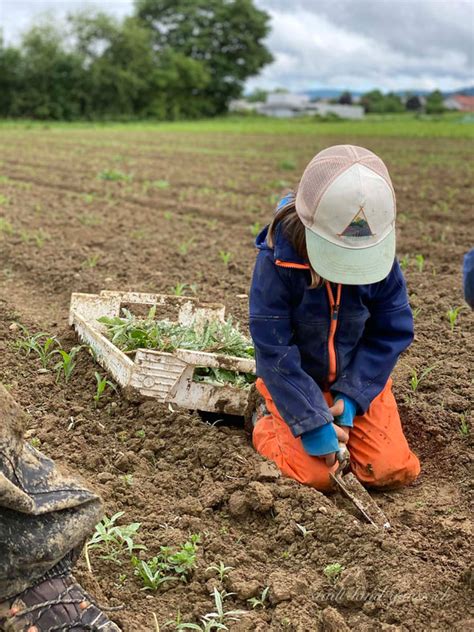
[247,88,268,103]
[7,23,87,119]
[360,89,404,113]
[134,0,273,115]
[0,35,22,117]
[425,89,445,115]
[339,90,352,105]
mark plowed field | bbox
[0,123,472,631]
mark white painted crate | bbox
[69,291,256,415]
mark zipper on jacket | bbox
[275,259,310,270]
[325,282,342,385]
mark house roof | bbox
[453,94,474,111]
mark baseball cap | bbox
[295,145,396,285]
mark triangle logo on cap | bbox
[339,205,374,238]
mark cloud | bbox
[1,0,472,92]
[251,0,474,91]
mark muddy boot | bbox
[243,383,268,438]
[0,571,121,632]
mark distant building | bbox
[258,93,310,118]
[256,92,365,119]
[312,103,365,120]
[443,94,474,112]
[228,99,262,113]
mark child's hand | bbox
[324,423,350,467]
[329,394,357,428]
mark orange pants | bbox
[253,378,420,491]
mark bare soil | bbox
[0,126,472,631]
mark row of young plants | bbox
[86,512,352,630]
[14,324,115,405]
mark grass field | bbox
[0,118,472,631]
[1,112,473,138]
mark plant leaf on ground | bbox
[85,512,146,570]
[132,534,200,591]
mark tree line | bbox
[0,0,273,120]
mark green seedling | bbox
[447,306,464,333]
[53,346,82,383]
[98,169,132,182]
[171,282,188,296]
[94,371,116,406]
[121,474,134,486]
[163,211,173,220]
[247,586,269,609]
[205,561,234,582]
[85,512,146,570]
[250,222,261,237]
[459,414,469,437]
[219,251,232,266]
[132,534,200,591]
[0,194,9,205]
[409,364,437,392]
[79,213,102,226]
[399,255,409,271]
[153,179,170,189]
[135,429,145,439]
[19,229,49,248]
[30,437,41,449]
[280,158,296,170]
[177,239,194,255]
[295,523,313,538]
[323,563,344,583]
[201,588,246,628]
[0,218,13,235]
[412,307,422,320]
[415,254,425,272]
[83,254,100,269]
[15,325,59,369]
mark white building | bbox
[255,93,365,119]
[258,93,310,118]
[312,103,365,120]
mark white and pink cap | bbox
[296,145,396,285]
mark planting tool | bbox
[330,443,391,530]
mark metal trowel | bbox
[330,443,391,529]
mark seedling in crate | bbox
[409,364,437,392]
[85,511,146,570]
[132,534,200,591]
[94,371,116,406]
[205,561,234,582]
[15,325,59,370]
[247,586,270,609]
[447,305,465,333]
[54,346,83,383]
[323,563,344,584]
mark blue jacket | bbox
[249,224,414,437]
[463,248,474,309]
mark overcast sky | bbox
[1,0,473,92]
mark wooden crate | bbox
[69,291,256,415]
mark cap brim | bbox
[305,227,396,285]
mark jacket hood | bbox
[255,224,308,266]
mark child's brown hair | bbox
[267,193,322,288]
